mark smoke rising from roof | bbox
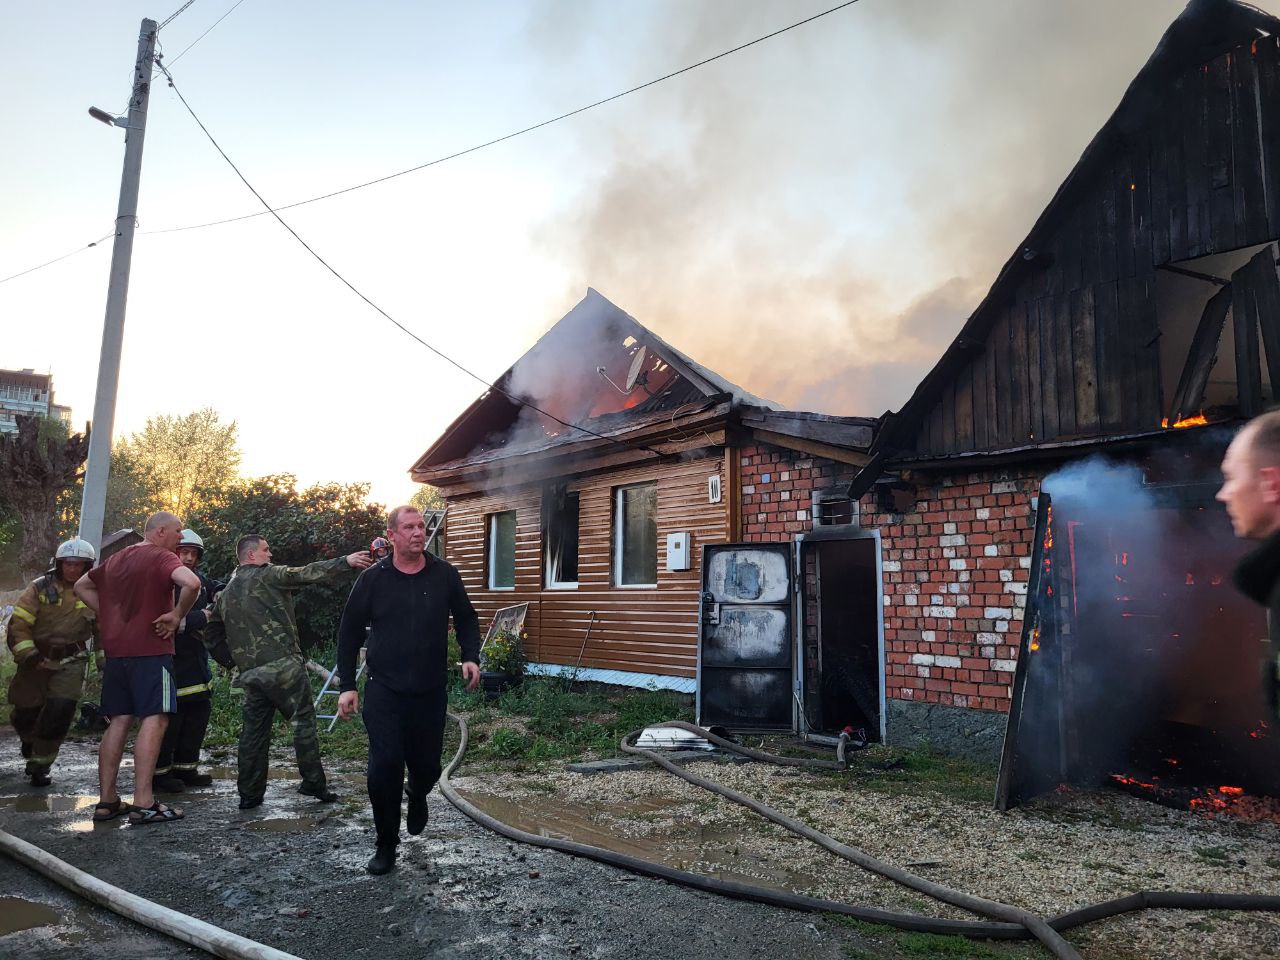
[526,0,1232,416]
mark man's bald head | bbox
[1219,413,1280,540]
[144,511,185,551]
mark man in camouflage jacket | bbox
[7,539,97,786]
[203,534,371,809]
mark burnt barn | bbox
[833,0,1280,808]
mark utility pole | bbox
[79,18,157,551]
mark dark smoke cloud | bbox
[524,0,1229,416]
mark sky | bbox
[5,0,1277,508]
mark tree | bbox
[409,485,445,514]
[0,416,90,575]
[186,475,386,653]
[118,408,240,518]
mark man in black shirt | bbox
[337,505,481,875]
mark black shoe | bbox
[29,772,51,788]
[238,796,263,810]
[406,795,428,835]
[298,785,338,802]
[20,742,32,760]
[366,845,397,875]
[176,769,214,787]
[153,774,186,793]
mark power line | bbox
[154,60,669,460]
[0,232,115,287]
[166,0,249,67]
[158,0,198,32]
[146,0,863,235]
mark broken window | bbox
[812,487,856,526]
[615,482,657,587]
[488,511,516,589]
[544,486,580,589]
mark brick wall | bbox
[738,443,1044,714]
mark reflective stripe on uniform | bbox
[12,640,36,655]
[172,763,198,771]
[11,606,36,624]
[176,682,211,697]
[29,753,58,765]
[154,765,171,776]
[75,600,87,610]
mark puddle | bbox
[0,794,97,814]
[209,766,301,781]
[0,896,60,936]
[244,817,321,833]
[460,791,822,894]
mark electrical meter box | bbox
[666,532,691,571]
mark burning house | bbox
[805,0,1280,810]
[410,289,876,726]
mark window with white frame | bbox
[487,511,516,589]
[614,483,657,587]
[544,486,580,589]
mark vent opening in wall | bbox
[811,487,855,527]
[708,475,722,504]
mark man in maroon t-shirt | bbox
[76,511,201,824]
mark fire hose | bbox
[439,715,1280,959]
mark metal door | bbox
[697,543,794,731]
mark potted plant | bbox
[480,627,527,697]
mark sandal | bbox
[92,798,131,822]
[128,801,184,825]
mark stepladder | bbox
[314,648,366,732]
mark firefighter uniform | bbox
[7,573,95,784]
[155,571,224,789]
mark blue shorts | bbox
[100,655,177,718]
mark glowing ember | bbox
[1219,786,1245,796]
[1162,413,1210,429]
[1185,573,1195,585]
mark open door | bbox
[697,543,795,732]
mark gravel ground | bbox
[464,758,1280,959]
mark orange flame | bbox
[1162,414,1209,429]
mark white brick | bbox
[940,534,966,548]
[992,480,1018,494]
[943,522,957,535]
[882,560,901,572]
[993,659,1018,673]
[995,621,1009,633]
[904,594,918,606]
[942,547,956,559]
[975,507,990,520]
[742,484,755,494]
[780,490,790,501]
[984,545,999,557]
[1019,557,1032,569]
[780,471,789,482]
[930,594,944,605]
[980,646,997,659]
[977,633,1001,644]
[949,559,967,570]
[935,655,962,668]
[999,570,1013,582]
[1005,582,1028,596]
[920,630,936,642]
[917,666,931,679]
[911,653,935,666]
[796,510,807,521]
[985,607,1012,620]
[883,595,891,606]
[958,571,971,583]
[925,606,957,618]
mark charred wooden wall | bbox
[444,455,729,677]
[915,38,1280,457]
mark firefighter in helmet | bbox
[154,529,224,792]
[6,538,97,787]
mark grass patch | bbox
[1194,846,1231,863]
[823,744,997,804]
[826,915,1041,959]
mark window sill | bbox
[544,582,579,591]
[487,586,516,592]
[615,583,658,590]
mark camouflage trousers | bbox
[8,655,86,777]
[237,656,327,802]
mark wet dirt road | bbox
[0,731,880,959]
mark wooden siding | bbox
[444,456,729,678]
[914,39,1280,456]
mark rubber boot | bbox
[407,795,429,835]
[366,845,397,876]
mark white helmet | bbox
[178,529,205,553]
[55,538,96,563]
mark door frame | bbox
[795,526,887,743]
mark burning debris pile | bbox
[997,436,1280,821]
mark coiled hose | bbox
[439,715,1280,957]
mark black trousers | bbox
[156,696,212,774]
[363,677,447,848]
